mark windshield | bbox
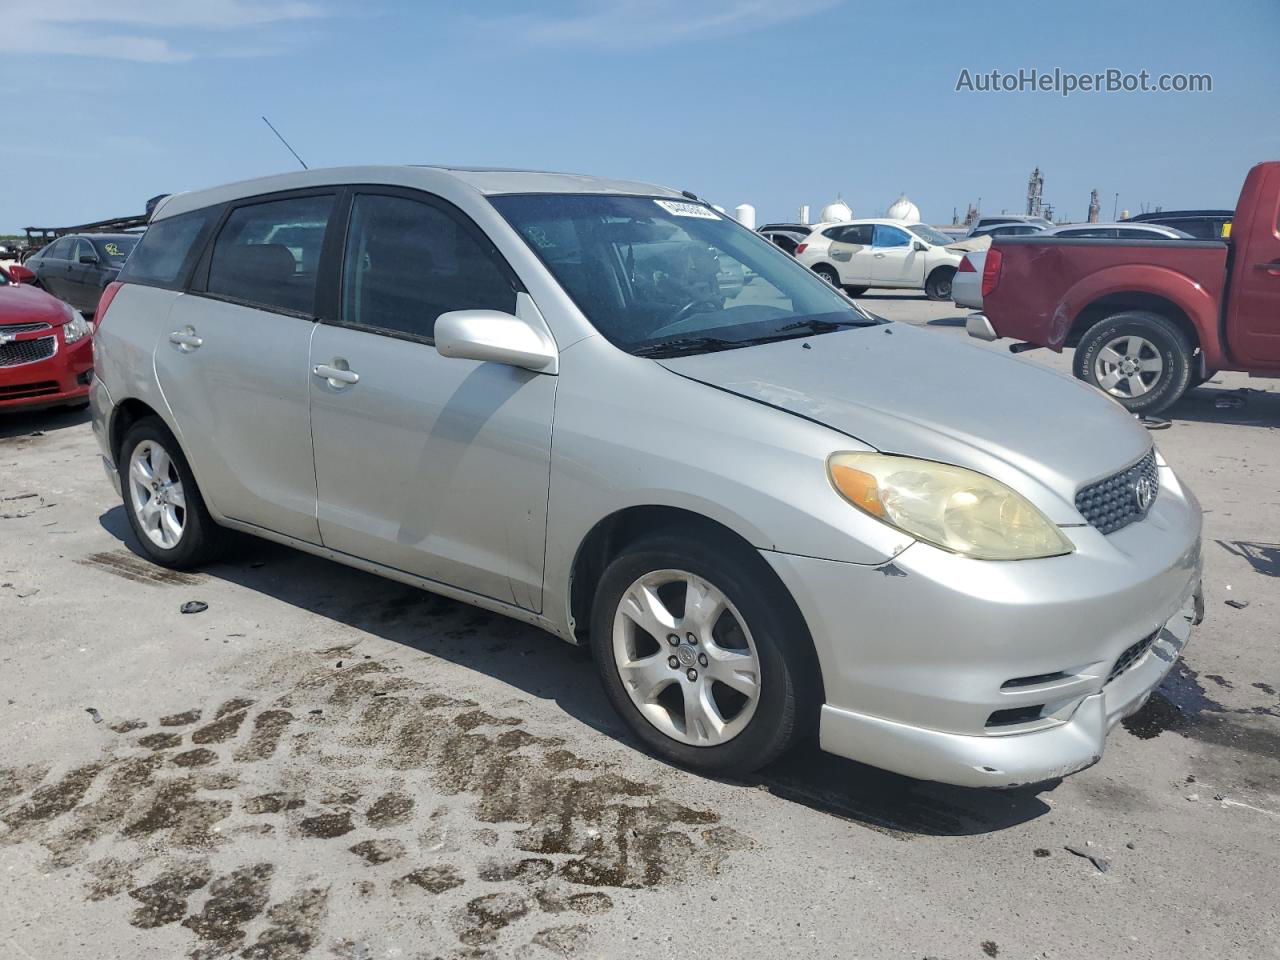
[95,236,139,267]
[491,194,879,357]
[907,224,953,245]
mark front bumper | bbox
[763,471,1202,788]
[0,332,93,411]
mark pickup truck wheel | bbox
[589,532,816,776]
[924,267,955,301]
[1073,312,1193,414]
[812,264,840,287]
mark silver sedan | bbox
[90,165,1202,787]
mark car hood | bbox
[0,284,70,326]
[656,323,1151,522]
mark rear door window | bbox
[45,237,74,261]
[207,195,335,316]
[120,208,220,289]
[339,192,516,340]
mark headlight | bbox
[62,309,91,344]
[827,452,1074,560]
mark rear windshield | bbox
[93,236,139,267]
[118,207,220,289]
[491,194,878,357]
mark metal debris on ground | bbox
[85,707,103,724]
[1225,599,1249,609]
[1063,844,1110,872]
[1139,415,1172,430]
[180,600,209,614]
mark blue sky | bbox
[2,0,1277,232]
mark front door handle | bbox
[873,252,886,258]
[1254,260,1280,275]
[313,362,360,387]
[168,327,203,351]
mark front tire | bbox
[1073,311,1193,414]
[589,532,816,776]
[118,417,227,568]
[924,267,955,301]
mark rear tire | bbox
[812,264,840,287]
[842,285,869,297]
[589,531,817,776]
[118,417,227,569]
[1073,311,1193,414]
[924,267,955,301]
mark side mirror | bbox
[79,254,100,265]
[8,264,36,284]
[912,240,928,252]
[435,295,558,374]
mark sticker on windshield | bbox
[654,199,720,220]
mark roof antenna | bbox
[261,115,308,170]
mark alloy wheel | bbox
[127,440,187,549]
[1095,335,1164,398]
[611,569,761,746]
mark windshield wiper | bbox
[631,336,741,358]
[774,316,878,334]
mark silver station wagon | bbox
[90,166,1203,787]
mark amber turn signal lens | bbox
[830,463,886,517]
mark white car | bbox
[953,250,986,310]
[795,219,966,300]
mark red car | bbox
[0,264,95,411]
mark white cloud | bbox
[2,0,324,62]
[476,0,841,48]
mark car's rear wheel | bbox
[924,267,955,301]
[1073,311,1193,414]
[812,264,840,287]
[843,285,869,297]
[118,417,227,569]
[589,532,816,775]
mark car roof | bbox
[1127,209,1232,222]
[152,165,686,222]
[1043,222,1186,236]
[823,218,921,228]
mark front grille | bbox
[0,322,52,335]
[1106,631,1158,684]
[1075,448,1159,534]
[0,335,56,368]
[0,380,59,399]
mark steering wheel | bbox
[670,297,722,327]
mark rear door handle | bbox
[168,327,203,351]
[313,363,359,386]
[1254,260,1280,275]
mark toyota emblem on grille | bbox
[1133,474,1156,512]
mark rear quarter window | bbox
[119,208,220,289]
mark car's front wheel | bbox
[118,417,227,568]
[589,532,816,775]
[924,267,955,301]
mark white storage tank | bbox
[886,194,921,222]
[733,204,756,229]
[819,198,852,222]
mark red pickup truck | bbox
[970,161,1280,413]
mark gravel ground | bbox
[1,292,1277,960]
